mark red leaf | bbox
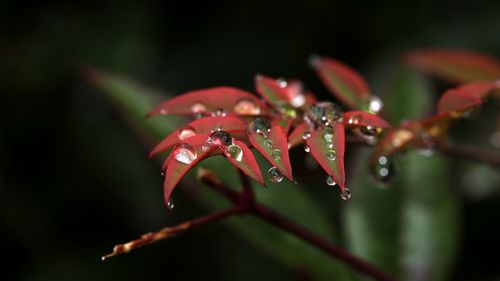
[311,56,371,110]
[163,140,216,203]
[306,123,346,190]
[223,140,265,186]
[255,75,308,108]
[342,111,391,129]
[150,116,248,157]
[404,49,500,83]
[248,125,293,180]
[288,123,308,148]
[437,89,483,115]
[454,80,500,99]
[148,87,269,117]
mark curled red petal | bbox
[342,111,391,129]
[149,116,248,157]
[454,80,500,99]
[404,49,500,83]
[148,87,269,117]
[223,140,265,186]
[248,125,293,180]
[311,56,371,110]
[306,123,346,190]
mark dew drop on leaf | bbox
[277,79,288,88]
[326,175,336,186]
[302,132,311,140]
[271,149,281,160]
[340,188,351,200]
[173,143,198,164]
[264,139,273,147]
[178,126,196,140]
[225,144,243,162]
[348,114,363,125]
[290,93,306,108]
[304,145,310,153]
[304,102,343,129]
[160,170,166,177]
[191,102,206,114]
[167,198,175,210]
[268,167,284,183]
[360,126,381,137]
[323,128,334,142]
[248,118,271,137]
[208,130,233,147]
[234,98,261,115]
[326,150,337,161]
[212,108,226,117]
[366,96,383,114]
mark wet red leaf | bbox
[223,140,265,186]
[148,87,269,117]
[306,123,346,190]
[150,116,248,157]
[249,125,293,180]
[342,111,391,129]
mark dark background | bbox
[1,0,499,280]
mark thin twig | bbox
[439,143,500,166]
[101,205,245,260]
[201,176,400,281]
[252,204,399,281]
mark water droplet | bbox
[212,108,226,117]
[264,139,273,147]
[191,102,206,113]
[167,198,175,210]
[202,143,211,152]
[211,124,223,133]
[370,155,395,182]
[326,142,334,149]
[173,144,198,164]
[268,167,283,183]
[290,93,306,108]
[225,144,243,161]
[160,170,166,177]
[348,114,363,125]
[304,102,343,129]
[234,98,261,115]
[304,145,310,153]
[326,175,336,186]
[271,149,281,160]
[326,150,336,161]
[360,126,381,137]
[248,118,271,137]
[208,131,233,147]
[277,102,298,118]
[277,79,288,88]
[367,96,383,114]
[340,188,351,200]
[302,132,311,140]
[178,126,196,140]
[323,128,334,142]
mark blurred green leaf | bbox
[88,70,352,281]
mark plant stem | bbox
[253,204,398,281]
[101,205,245,260]
[439,143,500,166]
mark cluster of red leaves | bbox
[148,50,500,203]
